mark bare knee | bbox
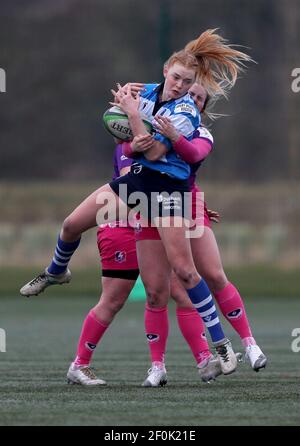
[145,285,169,308]
[105,298,126,315]
[173,264,199,288]
[62,216,81,241]
[204,269,227,293]
[93,295,126,322]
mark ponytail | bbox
[185,29,253,97]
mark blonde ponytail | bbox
[185,29,253,97]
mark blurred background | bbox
[0,0,299,297]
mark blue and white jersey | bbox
[136,83,201,180]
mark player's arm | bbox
[122,136,167,161]
[154,115,212,163]
[143,140,168,161]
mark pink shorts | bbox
[97,224,138,270]
[135,187,211,241]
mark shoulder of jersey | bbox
[141,83,159,97]
[198,126,214,143]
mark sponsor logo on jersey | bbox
[156,195,181,208]
[227,308,242,319]
[115,251,126,263]
[85,342,97,351]
[146,333,159,342]
[174,103,196,117]
[120,155,128,161]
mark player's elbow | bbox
[144,142,167,161]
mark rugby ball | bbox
[103,106,153,141]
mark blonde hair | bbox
[166,29,253,98]
[186,29,252,96]
[165,50,199,72]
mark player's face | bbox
[163,63,196,101]
[188,83,207,113]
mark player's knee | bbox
[146,286,168,307]
[204,269,227,293]
[108,298,126,315]
[62,216,80,239]
[173,265,198,287]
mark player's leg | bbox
[170,271,226,382]
[67,275,137,386]
[20,184,128,296]
[191,225,267,371]
[67,225,139,385]
[170,272,223,382]
[136,239,171,387]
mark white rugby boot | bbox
[67,363,106,386]
[20,268,71,297]
[197,354,222,383]
[214,338,237,375]
[245,345,267,372]
[142,362,167,387]
[198,352,243,383]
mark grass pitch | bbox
[1,290,300,426]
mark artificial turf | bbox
[1,293,300,426]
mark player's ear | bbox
[163,64,169,79]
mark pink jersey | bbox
[97,145,137,270]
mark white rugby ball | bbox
[103,106,153,141]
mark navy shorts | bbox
[109,164,191,220]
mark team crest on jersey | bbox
[201,332,207,340]
[227,308,242,319]
[174,103,196,117]
[146,333,159,342]
[115,251,126,263]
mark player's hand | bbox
[207,208,220,223]
[132,134,154,152]
[110,83,140,115]
[154,115,180,143]
[124,83,145,98]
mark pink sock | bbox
[176,307,211,365]
[144,304,168,364]
[214,282,255,342]
[74,309,109,366]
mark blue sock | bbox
[187,279,225,343]
[47,236,81,275]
